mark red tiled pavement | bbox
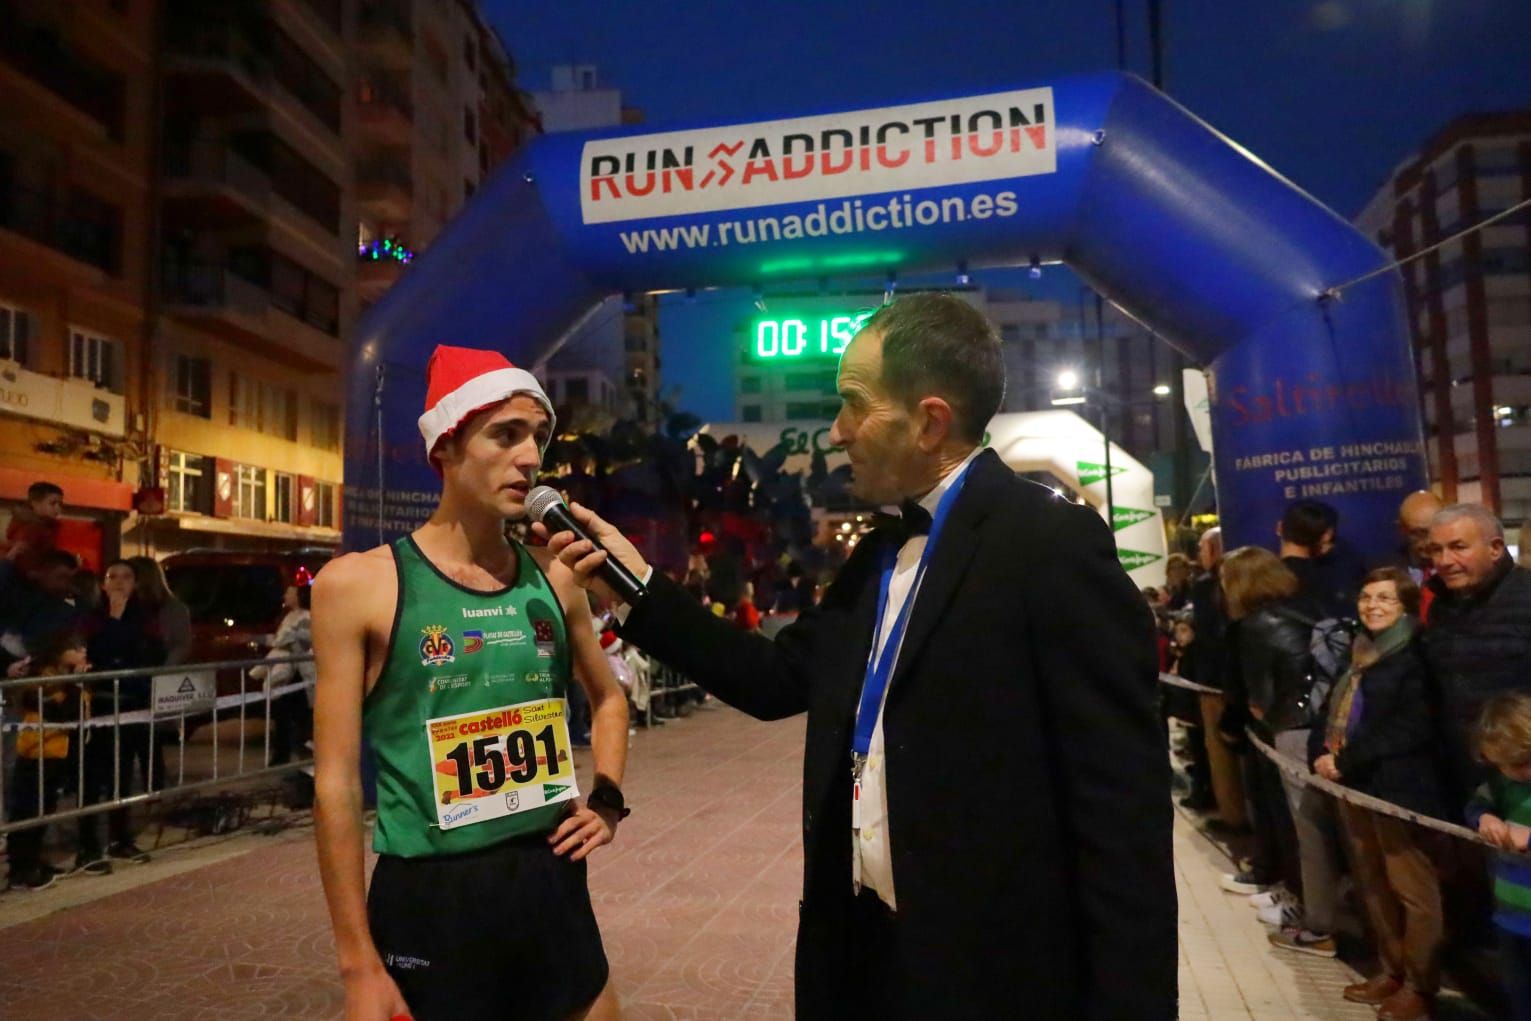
[0,704,807,1020]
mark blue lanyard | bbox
[851,461,973,763]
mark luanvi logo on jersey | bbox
[580,87,1055,224]
[462,605,519,619]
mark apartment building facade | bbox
[1357,111,1531,521]
[1,0,537,563]
[0,0,156,568]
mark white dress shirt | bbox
[853,447,980,909]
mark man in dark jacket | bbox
[1279,499,1366,621]
[1421,503,1531,808]
[541,294,1178,1020]
[0,549,82,672]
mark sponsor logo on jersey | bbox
[427,673,471,694]
[462,604,519,618]
[419,625,455,666]
[533,619,556,659]
[463,629,485,654]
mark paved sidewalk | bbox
[0,703,1429,1019]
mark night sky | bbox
[484,0,1531,420]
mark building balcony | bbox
[0,181,121,276]
[161,262,342,373]
[356,160,413,222]
[162,140,273,227]
[356,253,405,303]
[163,25,272,117]
[356,76,413,147]
[357,2,413,69]
[0,10,127,141]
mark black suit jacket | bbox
[620,449,1177,1020]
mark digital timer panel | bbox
[749,310,875,362]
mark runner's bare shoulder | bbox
[527,543,589,620]
[313,545,398,637]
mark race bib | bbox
[425,698,579,831]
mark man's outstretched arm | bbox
[536,502,875,722]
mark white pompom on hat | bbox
[417,344,555,470]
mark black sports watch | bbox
[587,782,631,821]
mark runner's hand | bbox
[531,502,650,607]
[342,962,411,1021]
[548,804,617,861]
[1313,754,1340,781]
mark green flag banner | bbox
[1118,548,1164,571]
[1078,460,1127,486]
[1112,506,1156,532]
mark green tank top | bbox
[365,535,577,858]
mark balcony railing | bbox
[162,261,269,314]
[357,159,413,196]
[164,21,272,85]
[358,1,413,42]
[162,261,340,338]
[0,10,127,140]
[0,181,121,274]
[357,74,413,120]
[164,139,273,205]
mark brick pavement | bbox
[0,702,1418,1019]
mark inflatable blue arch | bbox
[345,71,1426,565]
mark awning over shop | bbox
[0,465,132,512]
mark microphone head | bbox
[525,485,567,525]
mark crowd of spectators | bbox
[1163,492,1531,1019]
[1,480,314,892]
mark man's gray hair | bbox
[1431,503,1505,541]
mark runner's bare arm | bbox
[540,551,629,860]
[311,551,411,1019]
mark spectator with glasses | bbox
[1312,567,1448,1021]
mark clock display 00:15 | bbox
[751,311,875,361]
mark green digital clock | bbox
[749,311,875,362]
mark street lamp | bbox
[1056,369,1080,391]
[1152,383,1172,397]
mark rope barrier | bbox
[1156,672,1520,854]
[1157,671,1223,696]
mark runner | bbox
[313,345,629,1021]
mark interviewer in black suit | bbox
[537,294,1177,1020]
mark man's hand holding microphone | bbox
[526,488,650,607]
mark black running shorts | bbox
[367,832,609,1021]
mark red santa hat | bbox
[599,629,622,655]
[418,345,555,468]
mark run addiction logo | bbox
[580,87,1055,224]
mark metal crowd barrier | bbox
[643,660,701,728]
[0,654,315,837]
[1158,671,1512,852]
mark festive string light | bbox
[358,237,415,264]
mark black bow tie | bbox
[898,500,933,536]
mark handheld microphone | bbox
[525,486,648,605]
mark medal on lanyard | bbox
[850,461,974,820]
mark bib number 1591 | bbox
[441,724,560,798]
